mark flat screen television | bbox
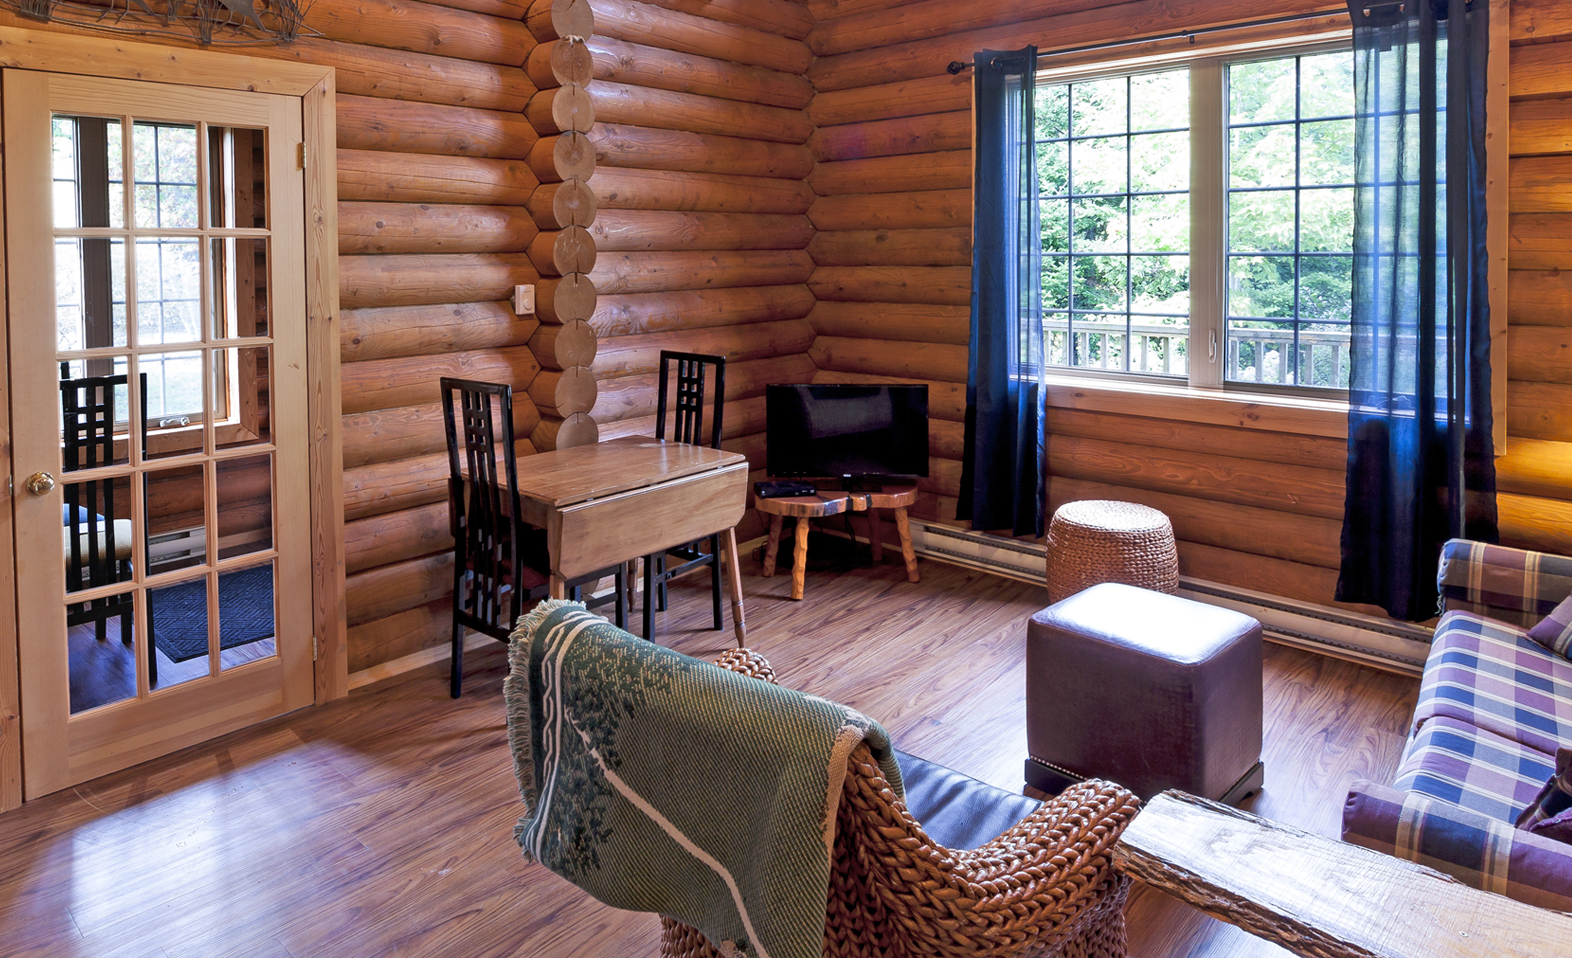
[766,384,929,479]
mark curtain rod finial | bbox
[947,60,969,75]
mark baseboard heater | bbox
[907,519,1431,675]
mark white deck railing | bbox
[1046,319,1350,388]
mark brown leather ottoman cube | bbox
[1025,582,1264,804]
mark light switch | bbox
[513,284,536,315]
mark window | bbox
[1034,46,1355,393]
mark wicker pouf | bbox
[1046,499,1178,602]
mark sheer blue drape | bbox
[959,47,1047,537]
[1338,0,1496,621]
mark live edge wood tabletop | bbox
[1113,790,1572,958]
[511,436,750,642]
[756,484,920,600]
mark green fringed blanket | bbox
[505,600,902,958]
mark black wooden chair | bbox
[61,369,154,684]
[642,351,726,644]
[441,377,628,698]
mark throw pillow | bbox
[1516,747,1572,845]
[1527,593,1572,658]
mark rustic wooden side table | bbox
[756,484,920,600]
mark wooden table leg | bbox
[762,514,783,577]
[867,509,883,563]
[550,574,567,599]
[791,516,810,600]
[893,507,919,583]
[722,527,746,645]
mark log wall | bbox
[583,0,819,539]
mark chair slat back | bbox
[655,351,726,449]
[441,378,522,631]
[60,370,145,593]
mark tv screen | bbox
[766,384,929,478]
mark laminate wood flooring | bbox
[0,556,1419,958]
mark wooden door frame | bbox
[0,27,345,813]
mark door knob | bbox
[25,471,55,496]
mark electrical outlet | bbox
[513,284,536,315]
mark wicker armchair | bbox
[662,650,1142,958]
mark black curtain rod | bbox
[946,9,1348,75]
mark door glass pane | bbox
[133,122,198,230]
[53,114,124,230]
[56,237,127,351]
[142,350,205,422]
[215,346,270,449]
[217,455,271,560]
[210,238,269,339]
[145,463,206,576]
[68,589,137,714]
[148,573,209,690]
[219,560,275,671]
[63,475,134,595]
[59,363,132,471]
[135,237,202,345]
[208,126,267,230]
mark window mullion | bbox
[1188,59,1225,390]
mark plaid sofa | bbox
[1342,539,1572,910]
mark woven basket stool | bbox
[1046,499,1178,603]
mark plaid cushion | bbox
[1394,715,1557,822]
[1516,748,1572,842]
[1438,538,1572,630]
[1527,594,1572,659]
[1412,611,1572,757]
[1344,779,1572,910]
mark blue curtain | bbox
[1339,0,1497,621]
[959,46,1046,537]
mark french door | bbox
[5,70,313,797]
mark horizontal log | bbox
[527,83,596,135]
[347,598,451,674]
[1046,407,1347,472]
[335,94,536,159]
[589,81,813,144]
[529,131,596,184]
[810,74,970,128]
[591,285,814,337]
[720,429,767,472]
[250,36,535,112]
[530,319,598,370]
[529,226,597,276]
[1511,40,1572,100]
[809,150,971,195]
[341,345,543,414]
[1498,437,1572,500]
[588,37,812,110]
[1509,96,1572,156]
[535,275,599,325]
[591,318,815,377]
[1176,541,1389,614]
[1509,269,1572,326]
[809,190,969,232]
[1514,0,1572,44]
[808,0,1101,57]
[345,451,450,523]
[594,167,815,214]
[528,180,598,230]
[594,353,816,421]
[590,122,814,178]
[811,110,970,163]
[1511,323,1572,384]
[589,249,815,293]
[916,456,961,499]
[1509,212,1572,270]
[532,412,599,450]
[640,0,812,40]
[526,37,594,90]
[337,149,537,205]
[808,228,972,267]
[528,0,595,42]
[339,252,538,309]
[308,0,530,66]
[806,301,967,345]
[338,202,537,255]
[589,0,813,74]
[1500,492,1572,556]
[341,300,539,363]
[529,366,599,416]
[809,335,967,383]
[810,368,967,422]
[1511,156,1572,213]
[346,552,452,626]
[342,399,540,467]
[929,417,963,460]
[594,387,766,436]
[590,210,814,251]
[808,265,971,305]
[345,500,452,575]
[1048,433,1346,520]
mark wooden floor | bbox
[0,556,1419,958]
[68,621,277,713]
